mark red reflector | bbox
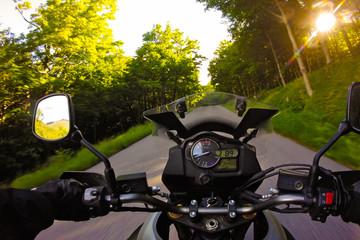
[326,192,334,205]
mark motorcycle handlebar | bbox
[103,193,308,215]
[85,184,356,224]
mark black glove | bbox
[0,188,54,239]
[33,179,90,221]
[341,180,360,225]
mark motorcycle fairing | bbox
[144,108,278,139]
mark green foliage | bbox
[0,28,48,183]
[128,23,205,109]
[1,0,128,183]
[209,40,254,95]
[34,119,69,140]
[27,0,122,75]
[201,0,360,95]
[10,122,152,189]
[260,55,360,169]
[1,1,206,184]
[201,0,300,94]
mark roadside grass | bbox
[10,122,152,189]
[259,55,360,169]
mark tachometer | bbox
[191,138,220,168]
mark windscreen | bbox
[143,92,278,159]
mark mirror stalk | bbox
[309,120,351,190]
[72,130,119,198]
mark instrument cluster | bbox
[162,132,262,197]
[184,137,239,172]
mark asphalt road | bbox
[35,132,360,240]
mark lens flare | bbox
[286,31,317,67]
[284,0,345,68]
[316,13,336,32]
[338,10,354,24]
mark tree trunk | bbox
[340,27,355,56]
[305,52,311,73]
[275,0,313,97]
[161,79,166,105]
[93,117,97,143]
[319,33,332,64]
[173,75,178,101]
[267,35,286,87]
[328,33,341,59]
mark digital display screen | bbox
[215,149,238,158]
[215,158,237,171]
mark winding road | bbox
[36,105,360,239]
[36,133,360,239]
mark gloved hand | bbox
[341,180,360,225]
[33,179,90,221]
[0,188,55,239]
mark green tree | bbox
[208,40,246,95]
[205,1,297,96]
[200,0,360,96]
[0,28,46,183]
[198,0,314,96]
[17,0,126,91]
[0,0,129,183]
[128,23,205,108]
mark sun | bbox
[316,13,336,32]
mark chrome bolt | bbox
[190,211,197,218]
[229,199,235,205]
[151,186,161,194]
[206,218,219,231]
[229,212,236,218]
[191,199,197,205]
[269,187,280,194]
[295,181,304,191]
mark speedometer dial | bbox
[191,138,220,168]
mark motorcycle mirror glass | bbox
[346,82,360,134]
[33,93,74,141]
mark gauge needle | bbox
[194,151,210,157]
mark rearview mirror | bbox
[32,93,74,141]
[346,82,360,134]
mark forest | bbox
[200,0,360,97]
[1,0,360,184]
[0,0,205,183]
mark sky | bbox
[0,0,230,85]
[37,95,70,124]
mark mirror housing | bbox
[310,82,360,190]
[176,98,187,119]
[32,93,119,197]
[346,82,360,134]
[236,96,247,117]
[32,93,75,142]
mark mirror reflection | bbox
[34,95,70,140]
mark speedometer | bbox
[191,138,220,168]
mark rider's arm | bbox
[0,188,54,239]
[33,179,90,221]
[0,179,90,239]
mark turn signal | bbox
[242,203,257,219]
[168,204,183,219]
